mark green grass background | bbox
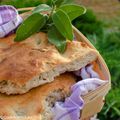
[0,0,120,119]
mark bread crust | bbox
[0,32,98,94]
[0,73,76,120]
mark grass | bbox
[96,31,120,119]
[0,0,120,119]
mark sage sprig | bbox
[48,25,66,53]
[32,4,52,14]
[15,0,86,53]
[52,9,74,40]
[15,13,47,41]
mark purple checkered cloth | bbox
[0,5,22,38]
[53,65,108,120]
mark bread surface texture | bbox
[0,73,76,120]
[0,32,98,94]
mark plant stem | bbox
[47,5,56,28]
[49,5,56,17]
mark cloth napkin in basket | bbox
[53,65,107,120]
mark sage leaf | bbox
[48,25,66,53]
[60,4,86,21]
[52,9,73,40]
[15,13,46,42]
[32,4,52,14]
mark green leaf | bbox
[48,25,66,53]
[113,107,120,116]
[54,0,64,7]
[104,101,117,115]
[32,4,52,14]
[52,9,73,40]
[59,4,86,21]
[15,13,46,42]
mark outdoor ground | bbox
[75,0,120,30]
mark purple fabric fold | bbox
[0,5,23,38]
[53,78,107,120]
[53,64,107,120]
[74,64,99,79]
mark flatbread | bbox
[0,32,98,94]
[0,73,76,120]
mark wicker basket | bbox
[73,27,111,119]
[19,8,111,120]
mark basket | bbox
[18,8,111,120]
[73,27,111,119]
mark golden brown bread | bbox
[0,32,98,94]
[0,73,76,120]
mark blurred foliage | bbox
[0,0,120,119]
[0,0,42,7]
[0,0,73,8]
[99,88,120,120]
[72,9,103,36]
